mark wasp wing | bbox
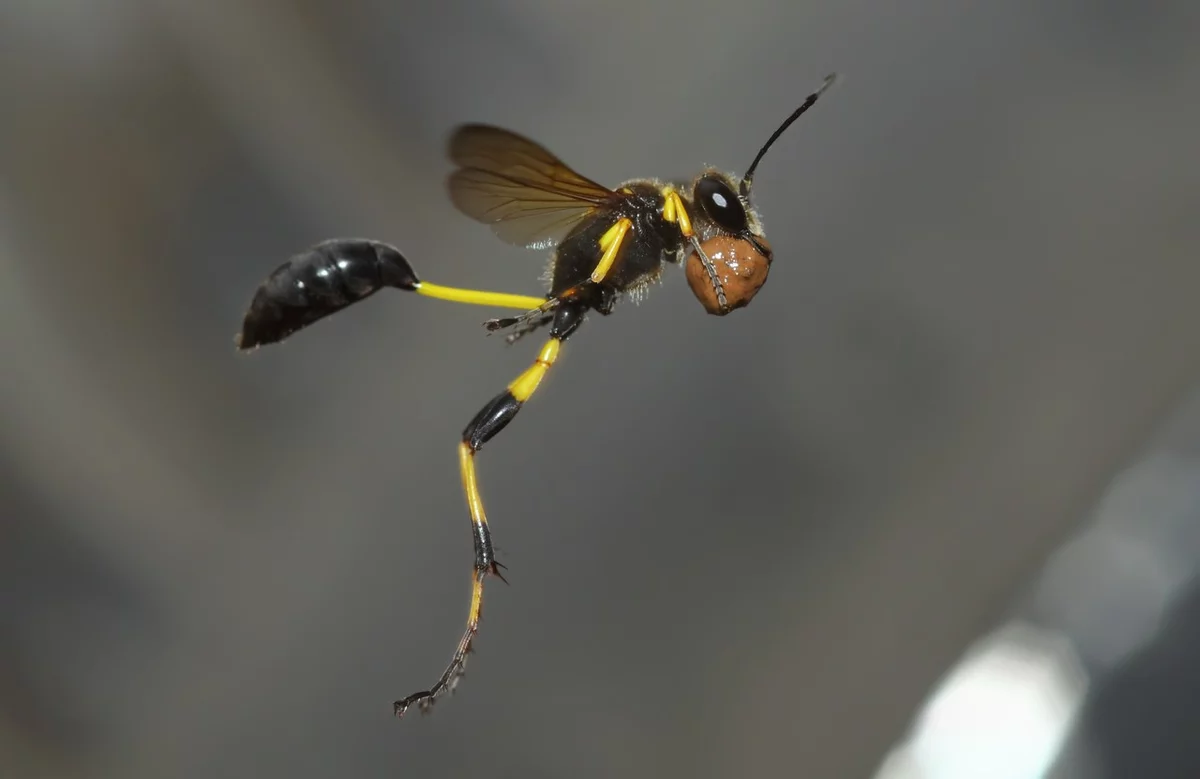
[448,124,623,249]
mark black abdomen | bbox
[237,238,417,349]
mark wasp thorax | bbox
[685,235,772,315]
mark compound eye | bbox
[694,175,748,233]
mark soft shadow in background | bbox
[2,1,1200,778]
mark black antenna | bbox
[740,73,838,198]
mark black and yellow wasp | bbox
[236,73,836,718]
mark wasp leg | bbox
[586,217,633,284]
[357,242,546,310]
[502,311,556,345]
[662,186,728,308]
[660,188,694,239]
[411,281,547,311]
[394,302,587,719]
[407,268,551,335]
[484,297,561,334]
[503,284,611,343]
[484,217,633,334]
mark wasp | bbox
[236,73,836,718]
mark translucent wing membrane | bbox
[448,124,622,249]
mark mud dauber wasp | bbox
[237,72,836,718]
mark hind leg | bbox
[393,302,587,718]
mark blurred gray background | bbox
[3,1,1200,778]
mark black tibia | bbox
[236,238,417,350]
[473,519,499,575]
[473,523,507,590]
[464,392,521,452]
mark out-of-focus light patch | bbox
[0,0,152,81]
[1030,452,1198,672]
[1034,526,1182,671]
[874,621,1088,779]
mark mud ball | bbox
[685,235,772,315]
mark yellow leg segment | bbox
[457,439,488,672]
[459,439,488,531]
[661,188,694,238]
[415,281,546,310]
[508,339,561,401]
[590,218,633,284]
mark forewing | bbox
[448,124,620,249]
